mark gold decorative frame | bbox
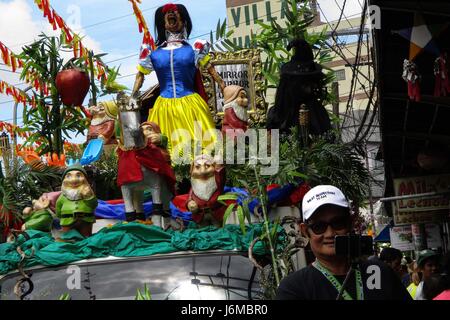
[202,49,267,126]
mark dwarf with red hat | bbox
[221,85,249,140]
[186,154,226,227]
[117,121,176,226]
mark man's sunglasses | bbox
[307,216,351,235]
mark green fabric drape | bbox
[0,223,286,276]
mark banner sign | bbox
[390,224,442,251]
[393,174,450,225]
[390,226,414,251]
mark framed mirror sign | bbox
[202,49,267,125]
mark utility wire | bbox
[1,3,369,113]
[6,2,174,50]
[317,2,373,94]
[334,0,355,29]
[318,0,377,142]
[84,8,368,81]
[343,1,369,130]
[332,0,348,33]
[3,6,365,82]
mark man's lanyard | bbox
[312,260,364,300]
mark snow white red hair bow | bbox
[162,3,178,13]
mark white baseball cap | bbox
[302,185,349,221]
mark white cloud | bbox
[0,0,103,124]
[317,0,363,22]
[0,0,42,49]
[0,0,102,52]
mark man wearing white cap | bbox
[276,185,411,300]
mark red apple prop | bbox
[55,68,90,106]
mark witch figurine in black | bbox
[267,38,332,142]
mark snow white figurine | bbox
[131,3,225,162]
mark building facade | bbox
[225,0,383,199]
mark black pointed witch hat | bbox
[280,38,323,76]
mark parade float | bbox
[0,1,371,300]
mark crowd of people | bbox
[379,247,450,300]
[276,185,450,300]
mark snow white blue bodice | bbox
[137,40,211,99]
[137,39,216,159]
[151,44,196,98]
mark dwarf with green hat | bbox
[56,163,98,238]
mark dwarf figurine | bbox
[141,121,171,164]
[222,85,249,140]
[118,120,176,227]
[186,154,226,227]
[86,102,116,145]
[21,195,54,233]
[56,163,98,238]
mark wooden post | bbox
[412,224,428,258]
[88,51,97,106]
[13,86,32,172]
[332,81,340,128]
[364,143,376,235]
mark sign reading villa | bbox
[226,0,294,48]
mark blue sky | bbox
[0,0,227,142]
[0,0,362,143]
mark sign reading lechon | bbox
[393,174,450,225]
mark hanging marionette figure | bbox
[402,59,421,102]
[130,3,226,161]
[434,52,450,97]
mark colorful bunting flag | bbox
[0,40,49,95]
[129,0,156,50]
[394,13,448,61]
[0,80,36,108]
[0,121,32,139]
[33,0,108,82]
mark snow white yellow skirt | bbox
[148,93,218,162]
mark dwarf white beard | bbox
[224,101,248,122]
[191,176,218,201]
[62,186,84,201]
[91,115,112,126]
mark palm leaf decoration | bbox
[0,159,62,226]
[135,284,152,300]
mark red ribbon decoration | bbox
[129,0,156,51]
[434,53,450,97]
[162,3,178,13]
[34,1,108,81]
[408,81,421,102]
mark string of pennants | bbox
[33,0,108,81]
[0,1,112,110]
[0,121,32,139]
[0,41,23,72]
[0,40,50,95]
[129,0,156,50]
[0,79,36,108]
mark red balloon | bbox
[55,69,90,106]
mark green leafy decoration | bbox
[135,284,152,300]
[59,293,71,300]
[0,159,62,228]
[210,19,243,52]
[17,33,89,156]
